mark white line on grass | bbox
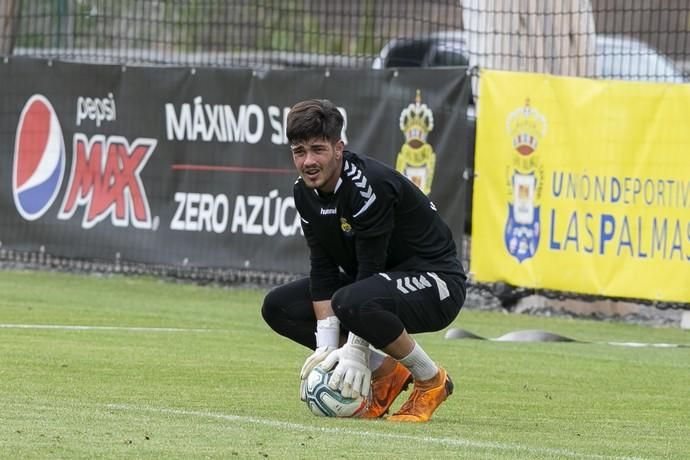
[605,341,688,348]
[106,403,644,460]
[0,323,217,333]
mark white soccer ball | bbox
[304,366,368,417]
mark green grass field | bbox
[1,269,688,459]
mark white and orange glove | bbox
[299,316,340,401]
[320,332,372,399]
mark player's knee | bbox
[261,287,283,326]
[331,286,363,326]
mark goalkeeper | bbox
[261,99,466,422]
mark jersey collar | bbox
[314,177,343,198]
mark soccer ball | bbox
[304,366,368,417]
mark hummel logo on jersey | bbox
[396,274,432,294]
[379,272,450,301]
[345,160,377,217]
[345,160,374,199]
[320,208,337,215]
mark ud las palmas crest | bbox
[504,99,546,262]
[396,90,436,195]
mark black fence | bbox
[1,1,689,80]
[2,1,689,311]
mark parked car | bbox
[595,35,687,83]
[372,31,471,69]
[373,31,687,82]
[373,32,688,234]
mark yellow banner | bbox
[471,69,690,303]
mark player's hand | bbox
[300,345,337,380]
[299,316,341,401]
[320,339,372,399]
[299,345,336,401]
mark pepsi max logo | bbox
[13,94,157,230]
[13,94,66,220]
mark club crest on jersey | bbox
[395,90,436,195]
[340,217,353,236]
[504,99,546,262]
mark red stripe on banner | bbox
[172,164,295,174]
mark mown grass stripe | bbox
[106,403,644,460]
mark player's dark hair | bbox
[286,99,343,145]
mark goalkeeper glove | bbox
[299,316,340,401]
[320,333,372,399]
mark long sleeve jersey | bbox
[294,150,465,301]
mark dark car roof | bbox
[373,32,687,83]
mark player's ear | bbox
[334,139,344,159]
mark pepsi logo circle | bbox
[13,94,66,220]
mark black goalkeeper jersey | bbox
[294,150,465,301]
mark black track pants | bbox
[261,271,465,350]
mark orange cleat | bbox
[387,367,453,422]
[361,360,413,418]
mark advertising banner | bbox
[471,69,690,303]
[0,58,470,274]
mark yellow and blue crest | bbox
[504,99,546,262]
